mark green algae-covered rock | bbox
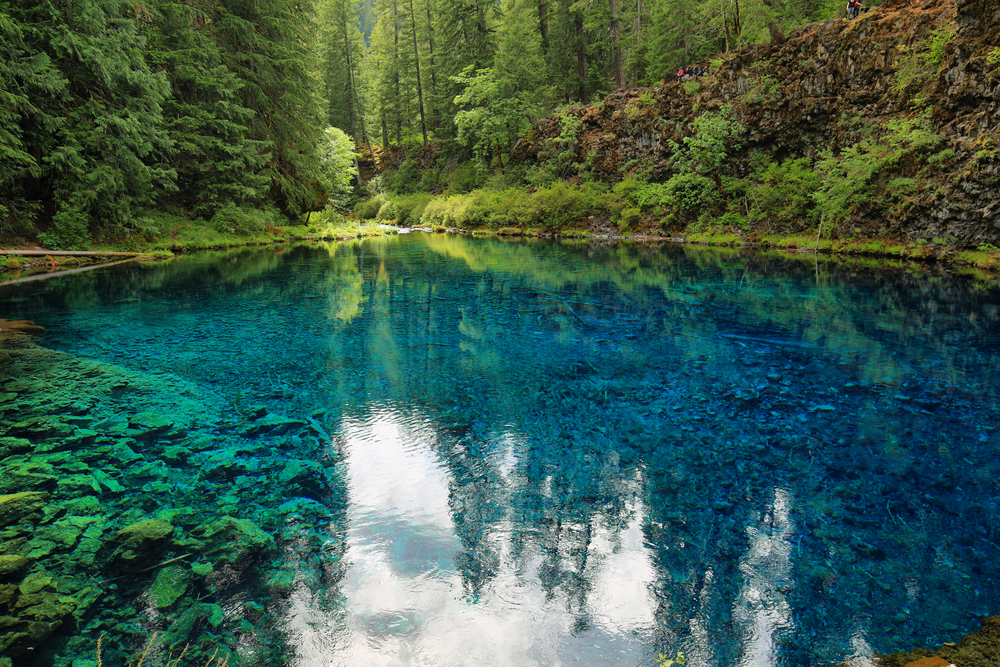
[56,475,101,498]
[161,445,191,464]
[196,517,274,564]
[112,518,174,562]
[4,416,73,440]
[108,442,141,464]
[191,561,213,577]
[164,602,224,646]
[0,438,31,460]
[0,463,57,494]
[239,413,306,437]
[0,555,31,582]
[0,583,18,607]
[0,492,48,527]
[63,496,103,516]
[148,565,191,609]
[128,412,177,439]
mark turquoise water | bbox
[1,233,999,666]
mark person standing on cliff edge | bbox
[847,0,862,19]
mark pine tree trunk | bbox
[425,0,440,129]
[576,13,587,104]
[408,0,428,145]
[393,0,401,144]
[538,0,549,54]
[608,0,625,89]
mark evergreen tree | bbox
[147,0,271,218]
[215,0,325,217]
[6,0,176,249]
[0,9,61,235]
[318,0,368,138]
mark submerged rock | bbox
[194,517,274,565]
[0,555,32,582]
[148,565,192,609]
[111,518,174,562]
[0,492,48,528]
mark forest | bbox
[3,0,999,256]
[0,0,869,251]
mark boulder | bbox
[194,517,274,565]
[147,565,191,609]
[0,555,32,583]
[111,518,174,562]
[0,492,49,528]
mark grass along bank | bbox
[0,208,394,280]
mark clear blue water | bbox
[2,233,999,666]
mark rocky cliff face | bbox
[522,0,1000,244]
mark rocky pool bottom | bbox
[2,321,998,667]
[0,323,343,666]
[2,236,1000,667]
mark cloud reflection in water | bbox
[285,406,658,666]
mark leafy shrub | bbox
[447,163,482,194]
[748,156,820,231]
[619,207,642,230]
[354,196,382,220]
[39,204,91,250]
[376,201,397,221]
[395,193,435,225]
[317,126,359,210]
[894,21,957,96]
[209,204,279,235]
[664,173,719,211]
[718,211,749,231]
[384,159,423,194]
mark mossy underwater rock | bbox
[148,564,192,609]
[164,602,225,646]
[0,492,49,528]
[194,517,274,565]
[111,518,174,562]
[859,616,1000,667]
[0,555,32,582]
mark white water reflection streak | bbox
[735,488,796,667]
[285,406,658,666]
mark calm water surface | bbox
[2,233,999,667]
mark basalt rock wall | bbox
[522,0,1000,244]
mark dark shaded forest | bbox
[1,0,857,250]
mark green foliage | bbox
[747,156,820,231]
[813,109,944,226]
[148,0,270,219]
[215,0,326,217]
[894,21,958,99]
[355,194,387,219]
[978,242,1000,253]
[668,105,745,178]
[452,67,530,167]
[664,173,720,211]
[420,181,607,230]
[446,163,484,194]
[718,211,749,231]
[530,110,584,185]
[318,127,360,210]
[210,204,282,236]
[39,204,92,251]
[384,159,424,194]
[619,207,642,230]
[683,80,701,95]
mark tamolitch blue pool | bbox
[1,233,998,666]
